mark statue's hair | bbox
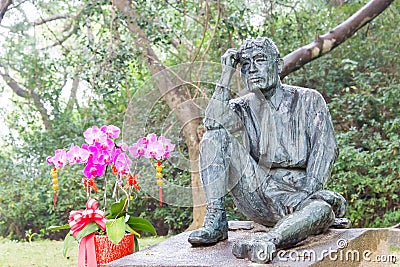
[239,37,280,59]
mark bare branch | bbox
[0,65,51,129]
[39,25,77,50]
[66,74,79,113]
[34,13,71,26]
[6,0,29,11]
[36,5,86,51]
[164,0,202,25]
[0,0,12,25]
[0,67,29,98]
[281,0,395,79]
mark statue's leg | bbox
[308,189,346,218]
[188,127,268,246]
[198,128,231,205]
[308,189,350,228]
[188,128,232,245]
[232,199,335,263]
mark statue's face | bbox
[240,47,280,94]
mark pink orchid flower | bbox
[129,137,148,158]
[83,126,108,145]
[67,144,90,165]
[96,139,115,165]
[117,142,128,152]
[144,139,164,160]
[158,136,176,159]
[114,153,132,175]
[146,133,158,144]
[100,125,120,139]
[83,158,106,178]
[47,149,67,169]
[112,148,122,163]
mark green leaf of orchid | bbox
[107,197,128,219]
[106,217,125,245]
[125,224,141,238]
[48,224,70,231]
[63,232,76,258]
[126,217,157,235]
[76,222,99,240]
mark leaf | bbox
[125,224,141,238]
[126,217,156,235]
[107,197,127,219]
[134,235,139,252]
[48,224,70,231]
[63,232,76,257]
[106,217,125,245]
[76,222,99,240]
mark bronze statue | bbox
[188,37,347,264]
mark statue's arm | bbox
[305,92,338,194]
[204,49,242,132]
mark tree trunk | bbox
[114,0,206,229]
[281,0,394,79]
[0,0,12,25]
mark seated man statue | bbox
[188,37,347,263]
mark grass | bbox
[0,236,168,267]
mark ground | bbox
[0,236,167,267]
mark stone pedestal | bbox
[108,223,400,267]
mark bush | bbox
[326,84,400,227]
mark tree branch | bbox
[66,74,79,113]
[34,13,71,26]
[0,68,29,98]
[281,0,394,79]
[0,66,51,129]
[0,0,12,25]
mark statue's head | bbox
[238,37,283,96]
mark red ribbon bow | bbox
[68,198,106,237]
[68,198,107,267]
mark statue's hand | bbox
[219,48,239,86]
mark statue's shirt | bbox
[227,85,338,186]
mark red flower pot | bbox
[94,233,134,267]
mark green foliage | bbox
[327,84,400,227]
[106,217,126,245]
[126,217,157,236]
[285,1,400,228]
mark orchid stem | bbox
[103,165,109,212]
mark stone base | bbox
[108,223,400,267]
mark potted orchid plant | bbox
[47,125,175,267]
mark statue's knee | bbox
[305,200,335,223]
[316,200,333,213]
[202,128,229,141]
[201,129,230,151]
[200,129,232,168]
[310,190,347,218]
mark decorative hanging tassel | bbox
[159,187,163,206]
[156,161,163,206]
[51,168,59,209]
[53,191,57,209]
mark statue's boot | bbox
[188,205,228,246]
[232,232,280,264]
